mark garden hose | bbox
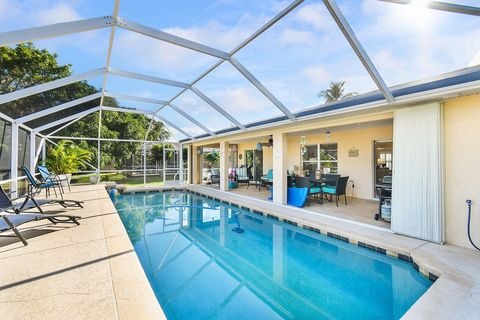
[466,200,480,251]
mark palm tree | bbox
[318,81,357,103]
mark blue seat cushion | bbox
[309,187,321,194]
[322,187,336,194]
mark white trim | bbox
[118,18,230,59]
[168,104,215,136]
[16,92,102,124]
[101,105,154,115]
[36,107,100,132]
[0,68,105,105]
[0,16,114,46]
[104,92,168,105]
[108,68,190,88]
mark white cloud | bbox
[279,29,314,45]
[33,3,82,25]
[292,3,336,33]
[302,65,331,88]
[210,87,270,113]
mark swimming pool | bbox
[111,191,432,320]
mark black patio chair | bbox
[322,176,349,207]
[295,176,321,206]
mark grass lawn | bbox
[71,172,165,186]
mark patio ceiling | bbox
[0,0,479,143]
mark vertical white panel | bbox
[219,140,229,192]
[391,103,444,242]
[273,132,288,204]
[11,123,18,197]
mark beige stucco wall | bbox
[286,125,393,200]
[444,94,480,249]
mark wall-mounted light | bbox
[325,131,331,142]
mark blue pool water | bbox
[111,191,432,320]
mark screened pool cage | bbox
[0,0,479,196]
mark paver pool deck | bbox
[1,183,479,319]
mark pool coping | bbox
[121,184,480,320]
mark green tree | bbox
[318,81,357,103]
[0,43,171,170]
[204,150,220,168]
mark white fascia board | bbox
[117,18,230,59]
[0,68,105,105]
[0,16,114,46]
[104,92,169,105]
[108,68,190,88]
[16,92,102,124]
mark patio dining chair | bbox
[295,176,321,206]
[37,164,71,192]
[22,166,63,199]
[322,176,349,207]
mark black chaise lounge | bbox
[0,186,83,214]
[1,213,80,246]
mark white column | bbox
[11,123,18,197]
[179,144,184,182]
[272,224,284,284]
[273,132,288,204]
[192,146,200,184]
[143,142,147,185]
[391,103,444,243]
[187,145,191,184]
[41,141,46,165]
[220,207,228,247]
[219,140,229,192]
[29,131,36,172]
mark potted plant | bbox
[46,140,93,185]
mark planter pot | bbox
[89,175,100,184]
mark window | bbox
[301,143,338,175]
[301,145,318,176]
[320,143,338,174]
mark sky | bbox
[1,0,479,140]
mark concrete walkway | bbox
[0,184,164,320]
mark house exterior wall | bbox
[444,94,480,249]
[286,125,393,200]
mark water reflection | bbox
[113,192,431,320]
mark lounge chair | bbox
[37,164,71,192]
[322,176,349,207]
[0,185,82,215]
[22,166,63,199]
[1,213,80,246]
[237,167,250,187]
